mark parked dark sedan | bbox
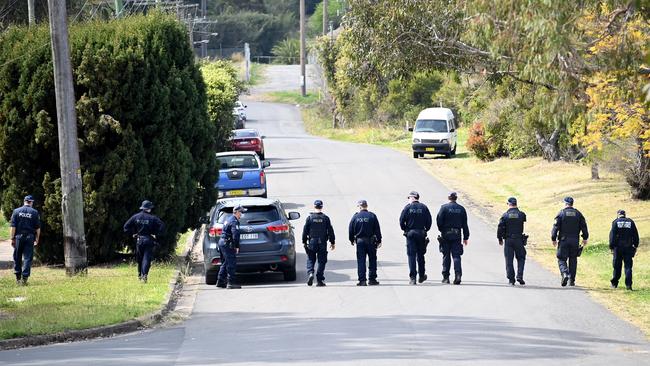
[230,129,265,160]
[202,197,300,285]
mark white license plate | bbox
[240,233,259,240]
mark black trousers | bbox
[406,230,426,279]
[504,239,526,281]
[611,246,635,287]
[557,240,580,280]
[356,238,377,281]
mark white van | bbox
[409,107,457,159]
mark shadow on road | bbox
[180,312,636,363]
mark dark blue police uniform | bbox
[609,211,639,289]
[349,208,382,284]
[497,207,527,284]
[551,203,588,286]
[218,214,241,287]
[436,200,469,283]
[399,201,432,282]
[124,201,164,281]
[11,201,40,281]
[302,212,335,284]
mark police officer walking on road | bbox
[216,205,247,289]
[609,209,639,291]
[551,197,589,287]
[10,195,40,286]
[436,192,470,285]
[497,197,527,286]
[399,191,432,285]
[124,200,164,284]
[349,200,382,286]
[302,200,335,287]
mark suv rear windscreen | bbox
[217,206,281,225]
[415,119,448,133]
[217,155,260,169]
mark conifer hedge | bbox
[0,14,235,262]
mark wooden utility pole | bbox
[47,0,88,275]
[27,0,35,25]
[322,0,328,35]
[300,0,306,96]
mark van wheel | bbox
[451,145,457,156]
[444,152,451,159]
[413,152,419,159]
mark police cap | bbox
[507,197,517,205]
[233,205,248,213]
[24,195,34,202]
[563,196,574,205]
[357,199,368,208]
[448,192,458,200]
[139,200,154,210]
[408,191,420,200]
[314,199,323,208]
[617,209,626,217]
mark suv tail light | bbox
[211,258,222,265]
[260,170,265,185]
[209,226,223,237]
[250,138,259,145]
[267,224,289,233]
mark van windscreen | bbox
[415,119,448,133]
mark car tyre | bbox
[205,270,218,285]
[451,145,457,156]
[413,152,419,159]
[261,191,268,198]
[283,266,297,281]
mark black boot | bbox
[368,279,380,286]
[610,280,617,289]
[453,273,461,285]
[509,280,515,286]
[409,278,417,285]
[441,276,450,284]
[316,281,326,287]
[418,274,427,283]
[216,282,227,288]
[227,283,242,289]
[626,285,633,291]
[517,278,525,285]
[561,273,569,287]
[357,280,367,286]
[307,273,314,286]
[569,279,575,286]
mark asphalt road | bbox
[1,101,648,365]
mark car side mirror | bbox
[288,212,300,220]
[263,161,270,167]
[261,135,266,139]
[199,215,210,224]
[450,128,455,132]
[408,127,413,132]
[245,105,248,108]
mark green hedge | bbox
[0,14,232,263]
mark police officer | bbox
[399,191,432,285]
[436,192,469,285]
[349,200,382,286]
[216,205,247,289]
[10,195,41,286]
[302,199,335,287]
[497,197,527,286]
[123,200,165,284]
[551,197,589,287]
[609,209,639,290]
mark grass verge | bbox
[300,103,650,336]
[263,90,322,105]
[0,215,9,241]
[0,262,176,340]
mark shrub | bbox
[0,14,228,263]
[466,122,492,160]
[271,38,300,64]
